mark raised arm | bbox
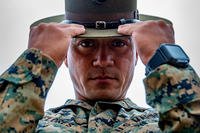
[0,23,85,132]
[118,20,200,132]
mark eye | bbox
[111,40,127,47]
[79,40,95,47]
[75,39,96,55]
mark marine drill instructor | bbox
[0,0,200,132]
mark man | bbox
[0,0,200,132]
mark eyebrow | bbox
[71,36,134,49]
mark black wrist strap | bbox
[145,49,165,76]
[145,44,190,76]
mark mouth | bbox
[89,76,118,84]
[90,75,117,80]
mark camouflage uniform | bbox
[0,48,199,132]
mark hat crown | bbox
[65,0,137,14]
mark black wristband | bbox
[145,44,190,76]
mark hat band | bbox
[62,18,140,29]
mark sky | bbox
[0,0,199,110]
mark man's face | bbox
[66,36,137,101]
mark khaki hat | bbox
[31,0,172,38]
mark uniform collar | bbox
[63,98,147,111]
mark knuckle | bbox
[146,20,156,25]
[30,26,37,32]
[37,23,48,29]
[37,23,58,30]
[156,20,168,28]
[157,20,166,25]
[145,20,167,28]
[34,23,49,32]
[140,20,157,28]
[48,24,57,30]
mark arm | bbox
[118,20,200,132]
[144,64,200,132]
[0,23,85,132]
[0,48,57,132]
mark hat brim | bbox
[31,14,172,38]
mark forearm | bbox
[144,64,200,132]
[0,48,57,132]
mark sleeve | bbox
[0,48,58,132]
[144,64,200,132]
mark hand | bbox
[118,20,175,65]
[28,23,85,67]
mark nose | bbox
[93,46,114,67]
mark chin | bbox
[81,85,126,102]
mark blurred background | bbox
[0,0,199,110]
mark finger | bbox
[59,23,85,28]
[35,22,84,29]
[117,22,143,36]
[118,24,135,35]
[64,26,86,37]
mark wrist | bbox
[145,43,190,76]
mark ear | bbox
[64,58,68,67]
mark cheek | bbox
[67,47,81,81]
[120,59,134,78]
[68,47,91,82]
[116,50,135,80]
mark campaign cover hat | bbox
[31,0,172,38]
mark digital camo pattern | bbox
[144,64,200,132]
[0,49,199,132]
[0,48,57,132]
[36,98,160,132]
